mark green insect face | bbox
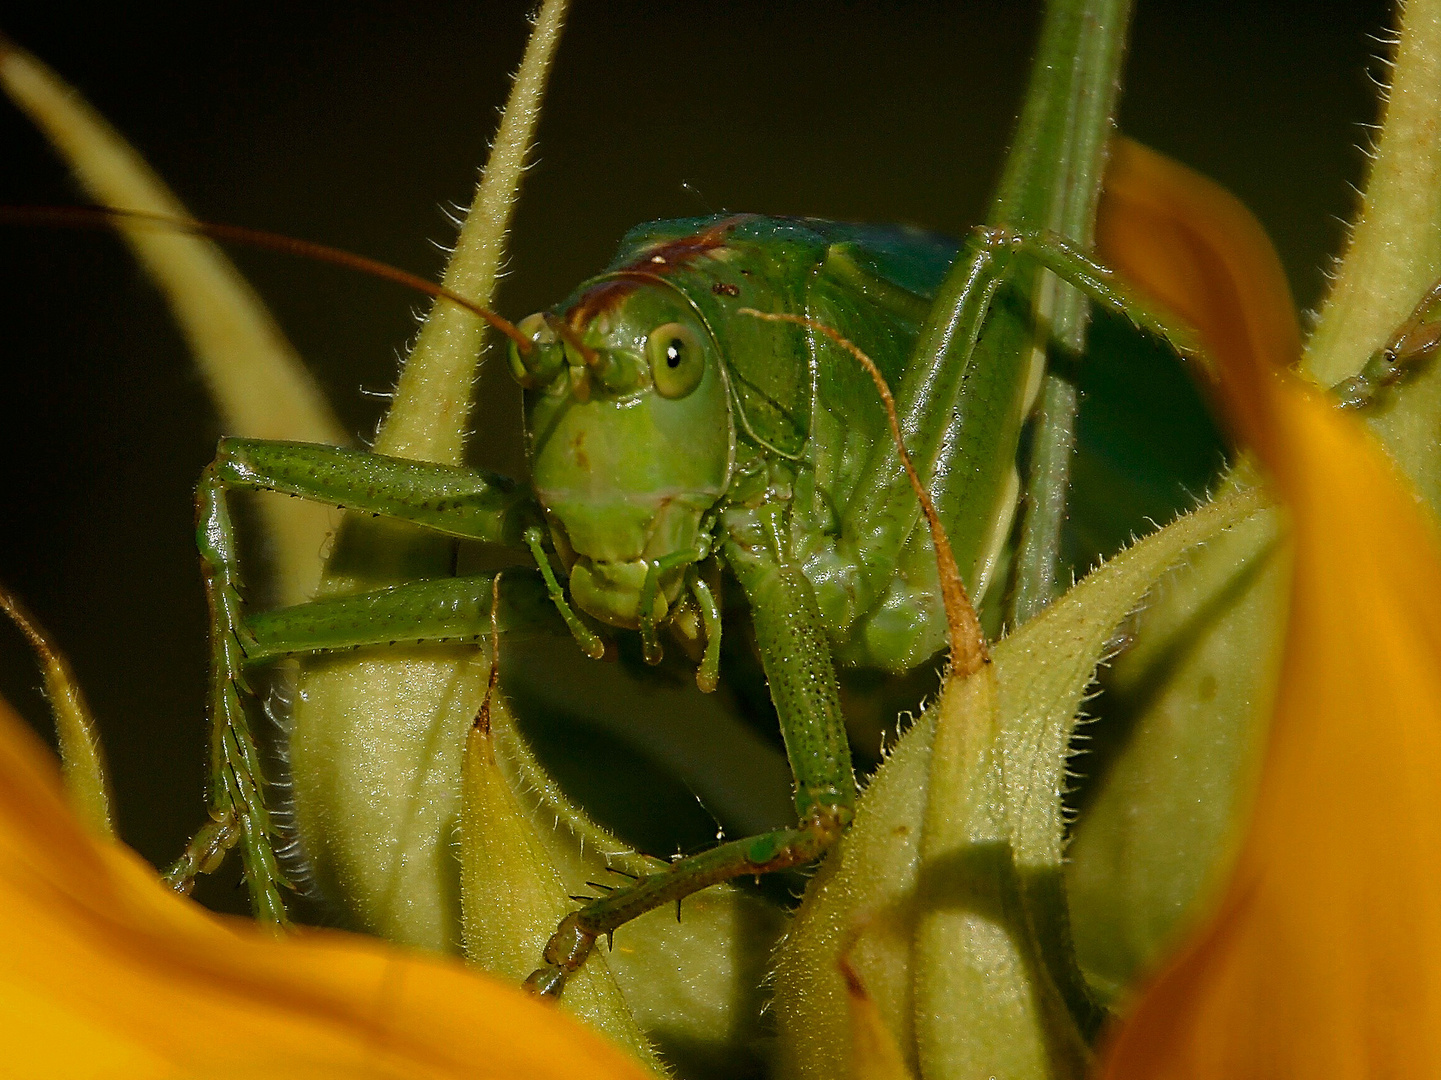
[510,282,734,629]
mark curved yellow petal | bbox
[1093,139,1441,1076]
[1094,137,1302,435]
[0,696,650,1080]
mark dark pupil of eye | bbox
[665,340,684,368]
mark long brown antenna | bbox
[739,307,989,677]
[0,204,532,352]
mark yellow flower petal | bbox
[1093,139,1441,1075]
[0,695,649,1080]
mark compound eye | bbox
[646,322,705,399]
[508,312,563,387]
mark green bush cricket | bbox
[1,25,1189,1003]
[177,181,1244,991]
[0,1,1394,1056]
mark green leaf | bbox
[1304,0,1441,518]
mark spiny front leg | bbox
[171,438,536,919]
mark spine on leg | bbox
[196,464,288,925]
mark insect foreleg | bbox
[179,437,536,919]
[212,438,532,543]
[525,506,856,999]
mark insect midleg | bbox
[210,437,532,543]
[525,507,855,998]
[179,436,534,918]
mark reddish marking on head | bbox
[567,215,753,329]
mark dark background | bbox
[0,1,1391,889]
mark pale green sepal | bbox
[1365,332,1441,516]
[846,959,921,1080]
[1000,479,1272,1021]
[772,484,1266,1080]
[1302,0,1441,515]
[913,664,1089,1080]
[0,586,114,837]
[290,640,490,950]
[483,683,785,1075]
[772,696,937,1080]
[1304,0,1441,390]
[290,0,569,950]
[0,41,345,606]
[1065,487,1284,993]
[293,631,783,1067]
[461,699,663,1074]
[374,0,568,463]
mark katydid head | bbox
[509,280,735,629]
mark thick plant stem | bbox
[998,0,1134,626]
[1305,0,1441,386]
